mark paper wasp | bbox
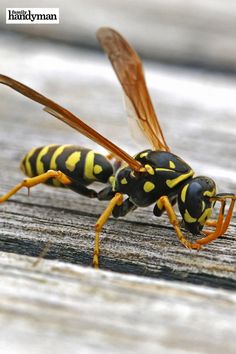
[0,28,235,268]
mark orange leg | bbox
[0,170,72,264]
[205,220,218,228]
[220,197,235,235]
[202,220,218,235]
[197,197,235,245]
[93,193,123,268]
[0,170,71,204]
[158,196,201,250]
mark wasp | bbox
[0,28,235,268]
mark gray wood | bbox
[0,33,236,353]
[1,0,236,70]
[0,252,236,354]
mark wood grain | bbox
[1,196,236,290]
[0,253,236,354]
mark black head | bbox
[178,176,216,234]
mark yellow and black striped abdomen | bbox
[20,144,113,187]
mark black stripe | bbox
[41,145,60,172]
[28,147,43,177]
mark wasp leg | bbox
[201,220,218,235]
[68,180,98,198]
[197,196,235,245]
[69,180,115,200]
[97,186,116,201]
[0,170,72,265]
[158,196,201,250]
[0,170,72,203]
[219,197,235,235]
[112,198,136,217]
[205,220,218,228]
[93,193,123,268]
[154,197,177,217]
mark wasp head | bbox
[178,176,216,235]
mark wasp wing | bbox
[0,74,143,172]
[124,94,152,147]
[97,27,170,152]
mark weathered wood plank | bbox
[0,252,236,354]
[1,194,235,289]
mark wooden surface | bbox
[0,31,236,353]
[0,253,236,354]
[1,0,236,70]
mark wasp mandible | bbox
[0,27,235,268]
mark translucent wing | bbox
[97,27,170,152]
[0,74,143,172]
[124,94,152,147]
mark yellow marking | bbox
[181,183,189,203]
[140,152,148,158]
[50,145,72,170]
[156,199,163,211]
[109,175,115,186]
[203,189,216,198]
[202,200,206,212]
[184,209,197,223]
[166,170,194,189]
[24,147,38,177]
[36,145,56,175]
[198,208,212,225]
[143,181,155,193]
[84,151,95,180]
[169,161,176,169]
[155,168,174,172]
[65,151,81,172]
[121,177,128,185]
[94,164,103,175]
[145,164,155,175]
